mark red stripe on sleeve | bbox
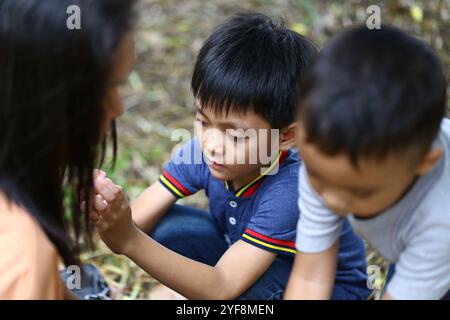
[245,228,296,248]
[162,170,192,196]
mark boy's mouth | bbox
[204,155,227,170]
[208,160,226,171]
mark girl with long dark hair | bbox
[0,0,136,299]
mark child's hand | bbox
[92,175,139,255]
[78,169,106,212]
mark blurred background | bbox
[84,0,450,299]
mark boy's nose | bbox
[205,142,225,161]
[204,130,225,157]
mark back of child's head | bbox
[192,12,318,129]
[297,25,447,165]
[0,0,136,265]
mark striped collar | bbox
[224,151,289,198]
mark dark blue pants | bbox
[150,204,369,300]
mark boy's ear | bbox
[414,147,444,175]
[279,123,298,151]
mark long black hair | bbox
[0,0,136,266]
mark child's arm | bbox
[283,165,343,299]
[125,231,276,299]
[92,176,277,299]
[382,292,393,300]
[284,240,339,299]
[131,182,178,233]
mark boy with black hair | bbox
[285,25,450,300]
[91,13,370,300]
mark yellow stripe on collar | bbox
[224,151,283,197]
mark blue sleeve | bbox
[241,169,300,259]
[158,138,209,198]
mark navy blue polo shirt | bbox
[159,138,299,259]
[158,138,370,294]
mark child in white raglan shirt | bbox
[285,24,450,300]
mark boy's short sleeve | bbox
[158,138,208,198]
[386,224,450,300]
[241,171,299,259]
[296,165,343,253]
